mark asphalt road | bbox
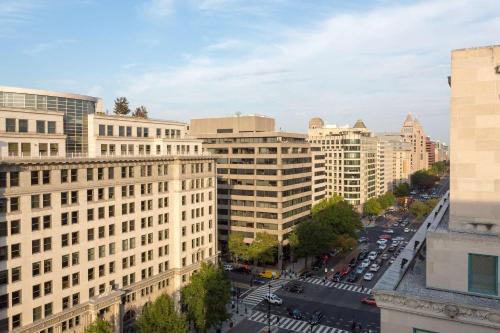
[230,177,450,333]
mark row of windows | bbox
[98,123,181,139]
[4,118,56,134]
[6,142,59,157]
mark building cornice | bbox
[375,291,500,330]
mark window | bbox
[10,220,20,235]
[413,329,438,333]
[469,253,498,295]
[12,290,21,306]
[99,124,105,136]
[47,121,56,134]
[18,119,28,132]
[36,120,45,133]
[6,118,16,132]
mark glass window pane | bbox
[469,253,498,295]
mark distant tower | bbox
[309,117,324,129]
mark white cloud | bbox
[23,38,77,55]
[0,0,39,37]
[120,0,500,142]
[143,0,175,18]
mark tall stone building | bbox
[0,87,217,333]
[189,115,314,260]
[308,118,377,208]
[426,136,437,165]
[376,133,412,189]
[375,45,500,332]
[401,114,429,173]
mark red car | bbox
[361,297,377,306]
[340,266,351,277]
[379,234,392,240]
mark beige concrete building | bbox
[311,144,327,205]
[375,45,500,332]
[189,115,313,259]
[375,136,394,195]
[308,118,377,207]
[401,114,429,173]
[0,87,217,333]
[376,133,412,189]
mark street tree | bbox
[227,232,249,263]
[394,183,411,197]
[411,170,438,189]
[133,105,148,118]
[113,97,130,115]
[409,200,429,219]
[135,294,188,333]
[248,232,278,265]
[294,220,335,268]
[182,263,231,332]
[334,233,357,253]
[288,230,299,265]
[378,192,396,209]
[364,198,382,216]
[85,318,113,333]
[313,196,361,238]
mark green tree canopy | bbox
[133,105,148,118]
[135,294,187,333]
[227,232,249,263]
[394,183,411,197]
[409,200,429,219]
[182,263,231,332]
[113,97,130,115]
[312,195,361,238]
[364,198,382,216]
[248,232,278,265]
[378,192,396,209]
[85,318,113,333]
[294,220,335,268]
[429,161,448,176]
[411,170,438,189]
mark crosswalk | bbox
[248,310,349,333]
[303,277,372,294]
[242,279,285,307]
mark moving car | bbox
[357,250,368,261]
[378,243,387,250]
[404,228,410,233]
[393,222,400,227]
[347,271,358,282]
[287,307,302,320]
[379,234,392,240]
[384,229,394,234]
[381,253,390,260]
[376,239,388,246]
[259,270,281,279]
[309,310,324,325]
[253,277,267,285]
[348,258,357,268]
[355,265,364,274]
[368,251,378,261]
[369,263,380,272]
[333,271,342,282]
[223,263,233,271]
[361,296,377,306]
[358,236,368,243]
[264,293,283,305]
[361,258,371,268]
[340,266,351,277]
[394,236,405,242]
[284,282,304,294]
[363,272,374,281]
[388,245,396,252]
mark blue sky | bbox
[1,0,500,142]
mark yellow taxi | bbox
[259,270,281,279]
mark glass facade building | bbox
[0,90,97,154]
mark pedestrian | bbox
[351,321,357,331]
[358,323,363,330]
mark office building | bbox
[0,87,217,333]
[189,115,313,258]
[401,114,429,173]
[376,133,412,189]
[308,118,377,207]
[375,45,500,333]
[426,136,437,165]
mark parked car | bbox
[264,293,283,305]
[357,250,368,261]
[233,266,251,274]
[260,270,280,279]
[393,222,400,227]
[361,296,377,306]
[377,239,388,246]
[388,245,396,252]
[389,256,396,264]
[348,258,357,268]
[347,271,359,282]
[309,310,324,325]
[299,271,313,279]
[378,243,387,250]
[404,228,410,233]
[381,253,390,260]
[284,282,304,294]
[394,236,405,242]
[368,251,378,261]
[223,263,234,271]
[363,272,374,281]
[384,229,395,234]
[340,266,351,277]
[358,236,368,243]
[287,307,302,319]
[361,258,371,268]
[355,265,364,274]
[379,234,392,240]
[253,277,267,285]
[370,263,380,272]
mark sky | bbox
[1,0,500,143]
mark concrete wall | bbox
[189,115,275,135]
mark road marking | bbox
[242,279,285,308]
[303,277,372,295]
[248,310,350,333]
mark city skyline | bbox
[2,0,500,143]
